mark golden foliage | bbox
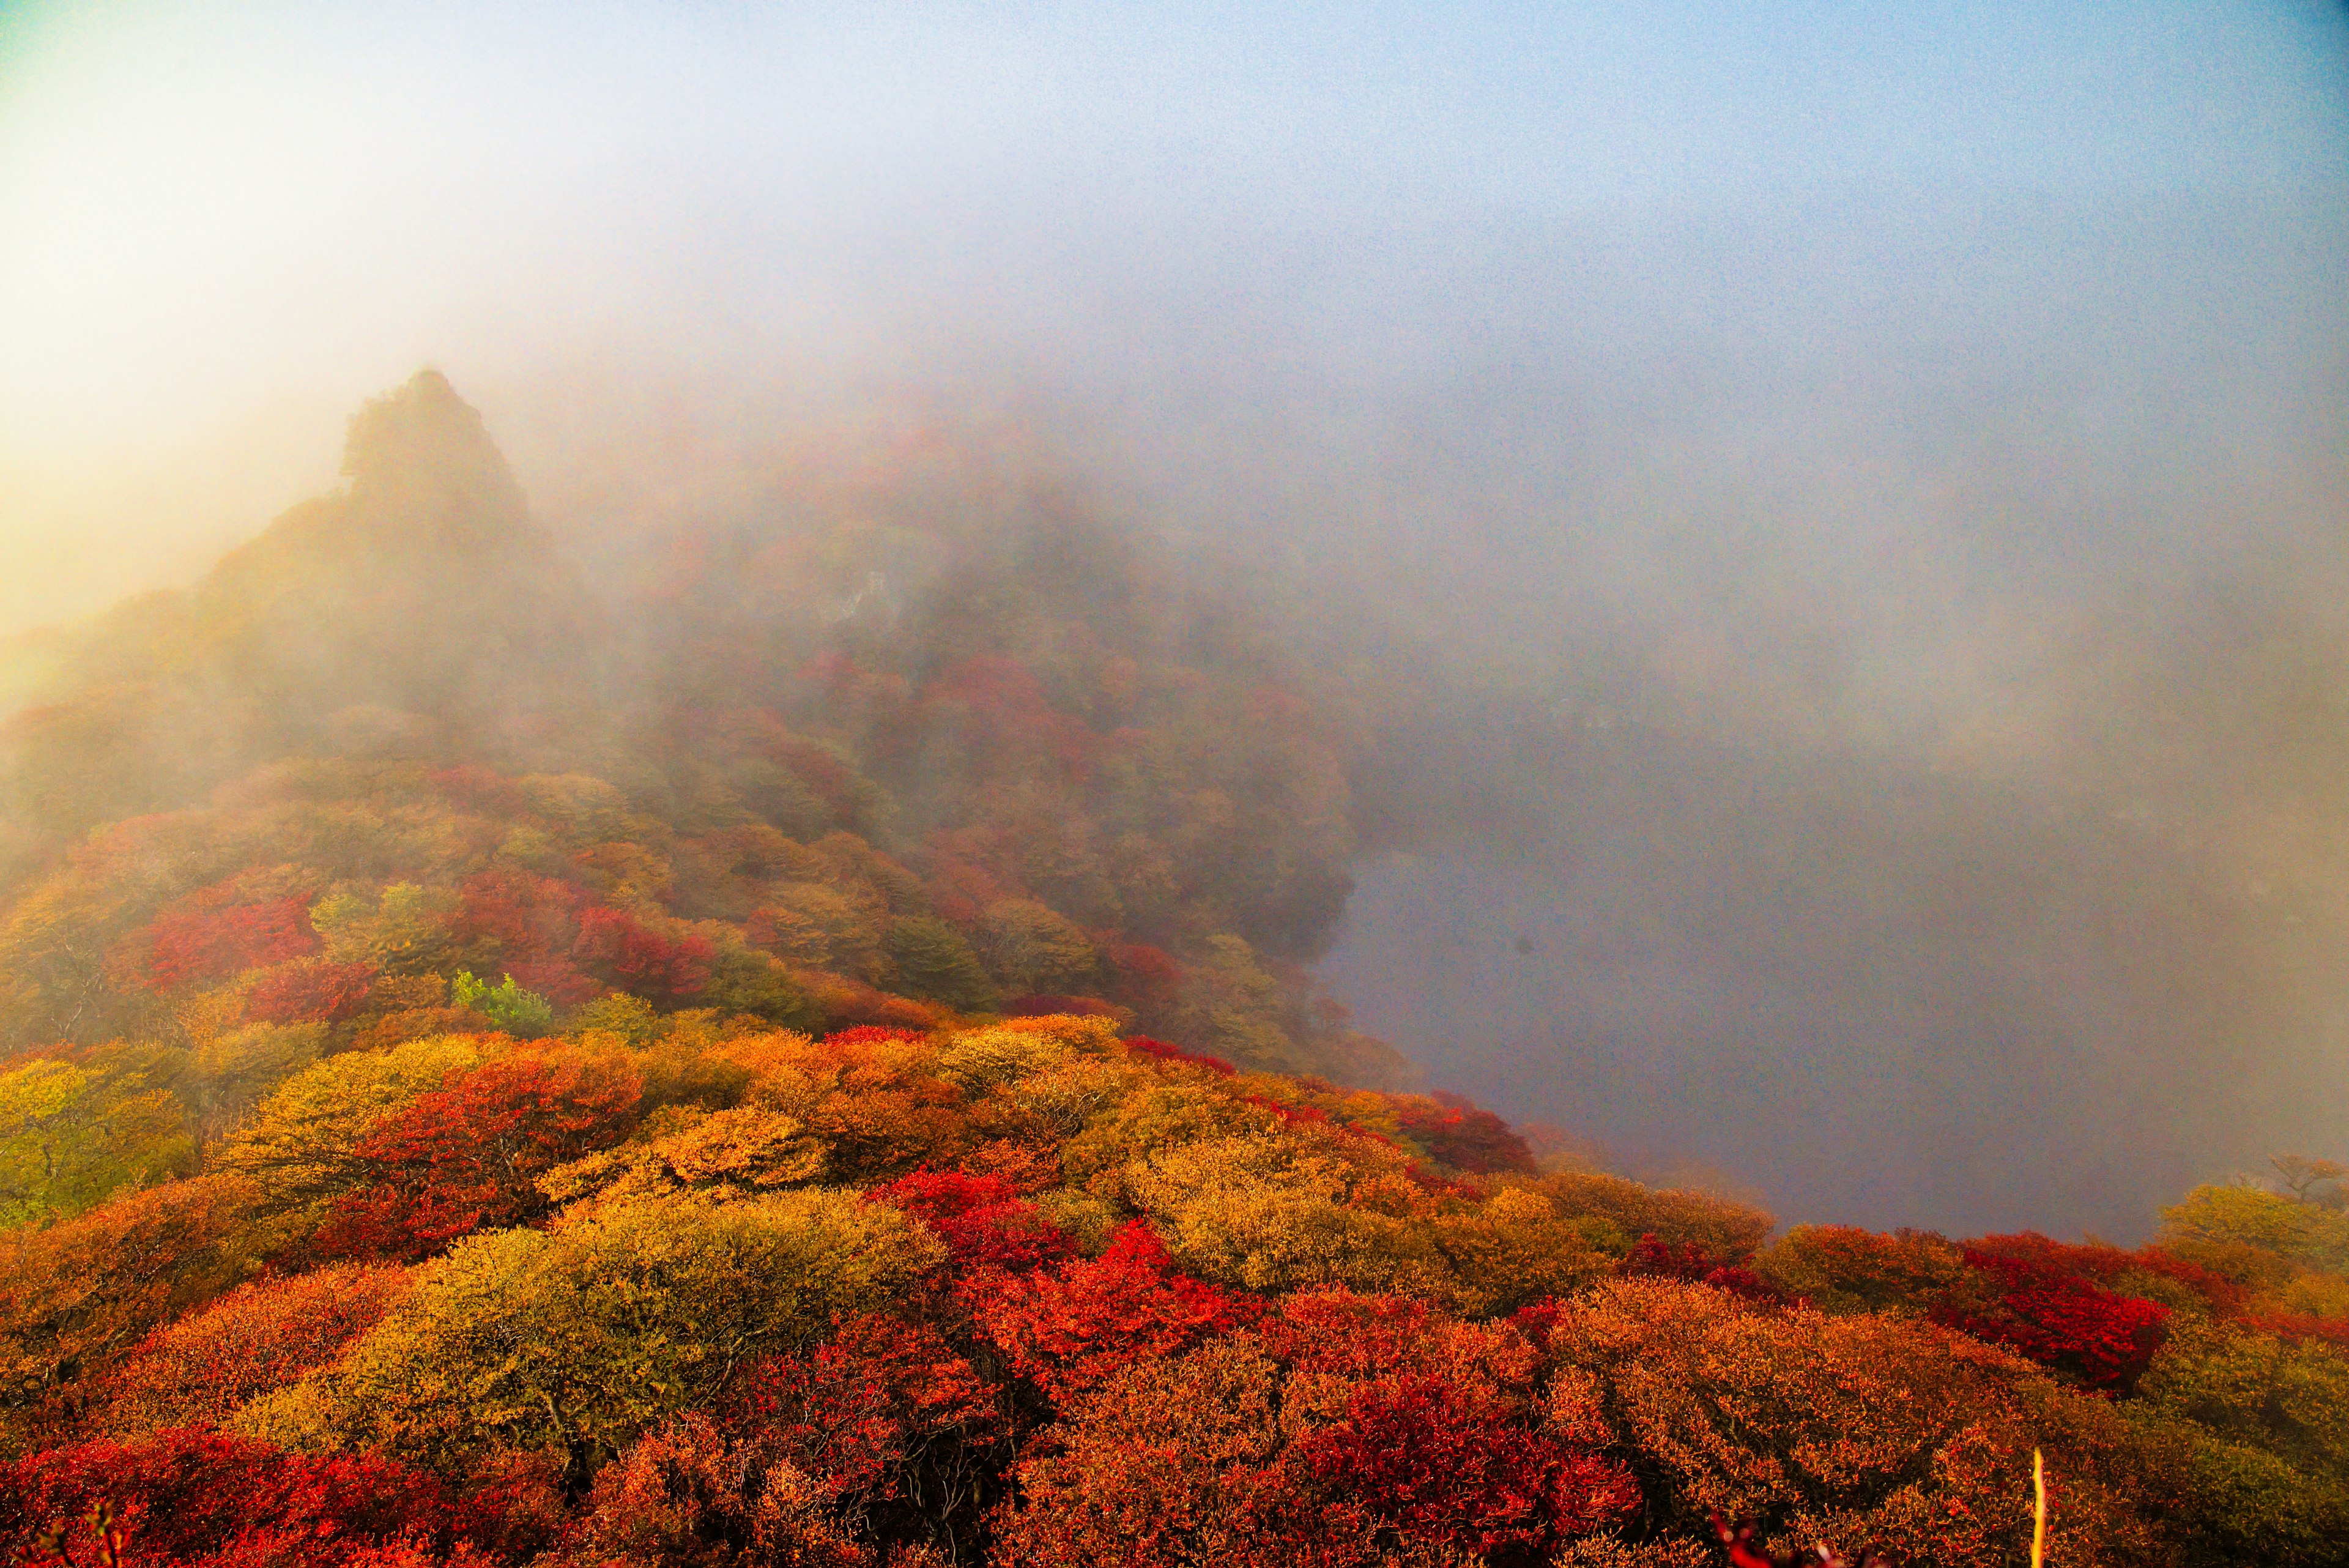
[239,1189,944,1468]
[541,1104,828,1212]
[1542,1277,2173,1567]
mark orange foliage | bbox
[965,1221,1256,1404]
[97,1265,411,1433]
[312,1051,642,1261]
[995,1289,1636,1567]
[1538,1278,2173,1568]
[1,1175,261,1443]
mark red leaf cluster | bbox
[242,961,379,1025]
[572,907,713,1003]
[870,1169,1072,1274]
[145,899,317,991]
[0,1429,452,1568]
[967,1221,1255,1403]
[1937,1245,2172,1394]
[312,1052,643,1261]
[720,1313,1003,1500]
[1965,1230,2245,1316]
[1620,1233,1791,1306]
[1395,1094,1539,1175]
[1294,1374,1639,1553]
[1124,1035,1235,1076]
[822,1025,927,1049]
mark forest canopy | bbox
[0,377,2343,1567]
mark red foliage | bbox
[721,1313,1003,1499]
[823,1025,927,1049]
[1001,994,1121,1019]
[1244,1094,1330,1129]
[445,1450,565,1562]
[870,1168,1072,1273]
[1936,1245,2172,1394]
[144,899,317,990]
[429,767,529,817]
[1000,1289,1637,1566]
[1103,942,1185,1010]
[1125,1036,1235,1076]
[242,961,379,1025]
[966,1221,1255,1403]
[1294,1374,1639,1553]
[0,1429,451,1567]
[1964,1231,2246,1317]
[312,1051,644,1261]
[449,871,583,966]
[1620,1234,1791,1306]
[571,907,713,1003]
[1395,1094,1538,1175]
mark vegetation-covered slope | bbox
[1,377,2346,1567]
[0,372,1404,1085]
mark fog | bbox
[3,0,2346,1238]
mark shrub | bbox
[0,1429,451,1567]
[1936,1245,2172,1395]
[1540,1277,2172,1568]
[97,1265,410,1433]
[310,1049,642,1261]
[242,1190,946,1470]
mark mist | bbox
[3,0,2346,1239]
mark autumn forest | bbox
[2,374,2346,1568]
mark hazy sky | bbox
[2,1,2343,633]
[3,1,2347,1235]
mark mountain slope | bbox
[0,374,1410,1081]
[0,377,2342,1567]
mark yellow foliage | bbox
[210,1032,488,1216]
[1118,1128,1601,1313]
[2256,1270,2349,1322]
[1126,1132,1446,1299]
[1426,1185,1619,1315]
[1534,1169,1773,1261]
[1055,1075,1271,1186]
[929,1015,1115,1091]
[240,1188,944,1468]
[1002,1056,1152,1143]
[541,1103,827,1212]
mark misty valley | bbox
[0,374,2342,1567]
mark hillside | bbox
[0,372,1406,1084]
[1,378,2346,1566]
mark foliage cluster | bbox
[2,377,2346,1566]
[1,1005,2343,1565]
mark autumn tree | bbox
[94,1263,411,1433]
[310,1049,644,1261]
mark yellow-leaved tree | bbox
[237,1187,944,1471]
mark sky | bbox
[2,1,2342,630]
[2,0,2346,1235]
